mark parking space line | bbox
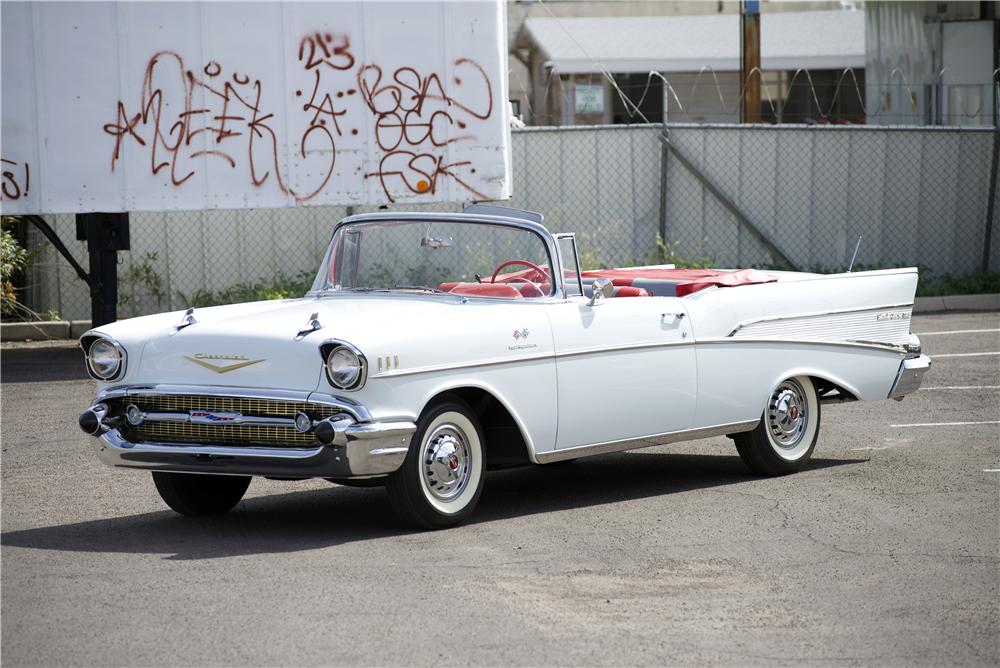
[891,420,1000,428]
[920,385,1000,391]
[917,329,1000,336]
[984,469,1000,473]
[932,352,1000,358]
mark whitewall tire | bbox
[734,375,820,476]
[387,400,485,529]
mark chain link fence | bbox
[17,123,999,322]
[662,124,999,277]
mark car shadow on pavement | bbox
[1,452,863,560]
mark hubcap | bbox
[422,424,471,501]
[767,379,808,449]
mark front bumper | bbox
[82,385,416,478]
[888,353,932,400]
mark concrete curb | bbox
[913,293,1000,313]
[1,320,91,342]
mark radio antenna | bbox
[847,235,863,273]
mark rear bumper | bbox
[888,353,932,401]
[95,419,414,478]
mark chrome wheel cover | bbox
[422,423,472,502]
[767,378,809,450]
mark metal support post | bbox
[76,212,130,327]
[984,124,999,272]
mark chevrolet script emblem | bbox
[184,353,265,373]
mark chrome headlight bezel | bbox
[81,335,127,381]
[321,340,367,391]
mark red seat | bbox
[447,283,523,298]
[612,286,650,298]
[510,282,551,298]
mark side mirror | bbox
[588,277,613,306]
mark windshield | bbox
[312,220,556,299]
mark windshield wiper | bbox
[391,285,446,293]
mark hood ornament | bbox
[295,312,323,340]
[171,308,197,335]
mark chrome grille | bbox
[114,394,345,447]
[131,421,316,446]
[130,394,343,419]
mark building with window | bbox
[512,8,866,125]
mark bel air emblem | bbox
[189,411,241,424]
[184,353,265,373]
[875,312,910,322]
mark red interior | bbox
[438,268,775,299]
[445,283,523,298]
[582,268,777,297]
[613,286,650,297]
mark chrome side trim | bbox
[535,420,759,464]
[372,351,556,378]
[696,337,905,354]
[374,340,698,378]
[94,384,372,422]
[727,303,914,337]
[557,339,693,358]
[371,336,902,380]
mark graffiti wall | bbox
[0,1,511,214]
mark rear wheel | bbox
[386,400,485,529]
[152,472,251,516]
[735,376,820,476]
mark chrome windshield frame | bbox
[307,212,569,301]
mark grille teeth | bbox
[131,422,316,446]
[115,395,344,447]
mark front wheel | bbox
[152,471,251,516]
[386,400,486,529]
[734,376,821,476]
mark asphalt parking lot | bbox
[2,310,998,667]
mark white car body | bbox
[79,207,930,521]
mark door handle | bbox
[661,312,685,321]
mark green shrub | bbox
[1,217,29,317]
[177,270,316,308]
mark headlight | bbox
[324,343,366,390]
[85,337,125,380]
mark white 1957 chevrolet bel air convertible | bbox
[79,206,930,528]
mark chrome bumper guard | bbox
[82,385,416,478]
[888,353,931,401]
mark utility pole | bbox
[740,0,761,123]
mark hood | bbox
[105,292,526,392]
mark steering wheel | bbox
[490,260,549,287]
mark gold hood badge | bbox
[184,353,265,374]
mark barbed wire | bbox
[548,65,1000,124]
